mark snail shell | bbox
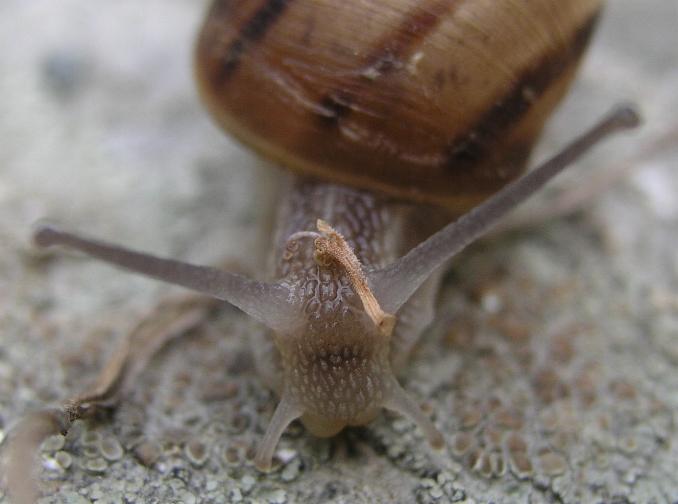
[196,0,603,212]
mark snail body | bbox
[27,0,641,474]
[253,180,448,449]
[195,0,605,466]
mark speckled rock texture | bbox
[1,1,677,503]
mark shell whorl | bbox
[196,0,604,212]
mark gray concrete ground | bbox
[1,1,677,503]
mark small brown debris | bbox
[509,451,534,479]
[538,409,559,433]
[573,369,598,407]
[185,439,209,467]
[230,413,250,433]
[451,432,474,457]
[134,440,161,467]
[483,427,504,449]
[532,368,569,404]
[610,380,637,401]
[245,444,257,461]
[460,408,482,429]
[201,381,239,401]
[444,316,475,348]
[549,331,576,364]
[618,435,638,455]
[494,407,523,430]
[224,445,240,464]
[538,451,568,477]
[466,447,482,471]
[505,432,528,454]
[492,316,531,343]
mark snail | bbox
[24,0,640,475]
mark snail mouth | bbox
[298,413,357,438]
[300,407,383,438]
[302,415,344,438]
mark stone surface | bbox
[1,1,677,503]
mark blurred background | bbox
[1,1,677,502]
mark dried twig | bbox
[314,219,396,337]
[2,294,219,504]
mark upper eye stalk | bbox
[33,104,640,328]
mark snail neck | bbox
[267,178,448,339]
[258,178,448,377]
[271,178,448,278]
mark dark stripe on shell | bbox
[363,0,461,77]
[318,0,463,125]
[443,9,602,173]
[216,0,292,82]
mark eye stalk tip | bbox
[611,103,642,130]
[31,220,62,248]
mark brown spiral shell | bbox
[195,0,603,212]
